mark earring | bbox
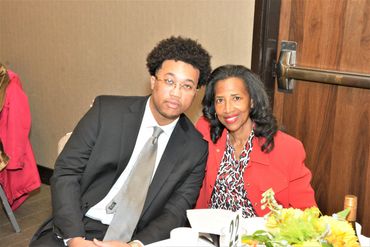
[214,112,217,119]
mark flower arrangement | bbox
[241,189,360,247]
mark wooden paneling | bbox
[274,0,370,235]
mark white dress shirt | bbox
[85,97,178,225]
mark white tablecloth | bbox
[146,213,370,247]
[146,237,214,247]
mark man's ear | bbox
[150,76,156,90]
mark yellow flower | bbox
[319,216,360,247]
[293,240,322,247]
[242,188,360,246]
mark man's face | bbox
[149,60,200,125]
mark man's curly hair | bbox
[146,36,211,88]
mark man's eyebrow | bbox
[164,73,196,84]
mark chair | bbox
[0,184,21,232]
[57,132,72,155]
[56,99,93,155]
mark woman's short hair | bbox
[202,64,277,152]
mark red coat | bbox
[195,117,316,216]
[0,70,40,210]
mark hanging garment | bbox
[0,69,41,210]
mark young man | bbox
[30,36,211,247]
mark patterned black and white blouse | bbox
[209,129,256,218]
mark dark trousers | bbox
[29,216,108,247]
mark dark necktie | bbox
[104,126,164,242]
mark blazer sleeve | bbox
[286,140,317,209]
[50,96,102,239]
[194,117,211,209]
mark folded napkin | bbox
[356,222,370,247]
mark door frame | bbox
[251,0,281,106]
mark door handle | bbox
[276,41,370,92]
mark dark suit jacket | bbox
[46,96,208,244]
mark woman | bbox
[195,65,316,217]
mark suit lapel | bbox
[114,97,147,180]
[141,116,187,213]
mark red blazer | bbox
[0,70,40,210]
[195,117,316,216]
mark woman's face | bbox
[214,77,253,134]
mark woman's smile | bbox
[223,114,239,125]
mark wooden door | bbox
[273,0,370,235]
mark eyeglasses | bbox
[155,76,198,94]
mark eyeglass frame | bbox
[154,75,199,94]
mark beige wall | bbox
[0,0,255,168]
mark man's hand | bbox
[93,239,130,247]
[67,237,96,247]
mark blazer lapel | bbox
[114,97,147,180]
[141,116,187,213]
